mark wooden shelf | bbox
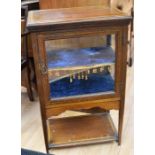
[48,113,117,148]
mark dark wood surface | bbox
[48,113,117,148]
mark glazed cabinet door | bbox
[36,29,123,104]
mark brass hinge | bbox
[39,62,47,75]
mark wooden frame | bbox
[27,6,131,153]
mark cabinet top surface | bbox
[27,6,131,29]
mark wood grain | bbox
[46,100,120,117]
[27,6,131,29]
[45,36,107,51]
[48,113,117,147]
[39,0,110,9]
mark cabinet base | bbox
[48,113,118,148]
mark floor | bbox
[21,66,133,155]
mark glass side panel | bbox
[45,34,116,100]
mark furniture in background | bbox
[27,0,132,152]
[21,1,39,98]
[21,0,39,11]
[21,6,34,101]
[114,0,134,67]
[21,0,39,58]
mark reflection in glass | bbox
[45,35,115,99]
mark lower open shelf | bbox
[48,113,118,148]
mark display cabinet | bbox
[27,6,131,153]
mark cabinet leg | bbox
[44,130,49,154]
[40,117,50,154]
[25,66,34,101]
[118,107,124,145]
[46,148,49,154]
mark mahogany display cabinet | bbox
[27,6,132,153]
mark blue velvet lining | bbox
[47,46,115,69]
[50,72,114,99]
[47,46,115,99]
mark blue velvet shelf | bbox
[50,71,114,99]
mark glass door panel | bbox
[45,34,116,100]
